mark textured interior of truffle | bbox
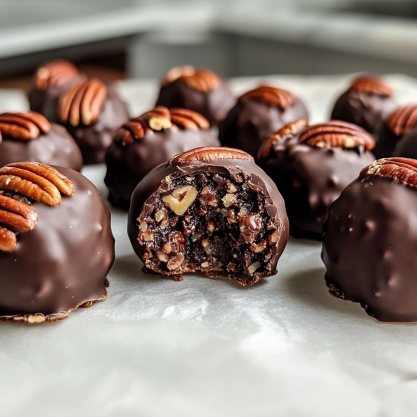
[139,172,279,285]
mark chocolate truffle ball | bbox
[219,85,308,158]
[0,111,82,171]
[105,106,219,210]
[155,66,235,125]
[322,157,417,322]
[331,76,396,136]
[28,60,86,121]
[58,78,130,164]
[0,162,114,323]
[258,120,375,240]
[388,105,417,159]
[128,147,289,286]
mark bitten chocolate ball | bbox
[322,158,417,322]
[28,60,86,121]
[105,106,219,210]
[0,162,114,323]
[258,120,375,240]
[155,66,235,125]
[0,111,82,171]
[128,147,289,286]
[331,76,396,136]
[219,85,308,158]
[58,78,130,164]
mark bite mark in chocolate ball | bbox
[331,75,396,136]
[0,111,82,171]
[322,157,417,322]
[59,78,130,164]
[258,120,375,240]
[155,66,235,125]
[128,147,289,286]
[105,106,219,209]
[0,162,114,323]
[219,85,308,158]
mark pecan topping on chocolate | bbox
[361,157,417,188]
[388,105,417,136]
[59,78,107,126]
[0,112,51,140]
[239,85,296,110]
[35,60,79,91]
[161,66,220,92]
[114,107,210,144]
[349,76,392,97]
[299,121,375,150]
[169,146,253,165]
[259,119,308,159]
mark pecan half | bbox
[0,112,51,140]
[239,85,296,110]
[299,121,375,150]
[259,119,308,160]
[35,60,79,90]
[161,66,220,92]
[0,195,38,232]
[169,146,253,165]
[0,225,17,252]
[59,78,107,126]
[360,157,417,188]
[349,76,392,97]
[388,105,417,136]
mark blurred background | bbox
[1,0,417,89]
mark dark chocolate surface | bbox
[373,123,400,159]
[393,128,417,159]
[0,124,83,171]
[0,167,114,316]
[219,98,308,158]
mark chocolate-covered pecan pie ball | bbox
[28,60,86,121]
[219,85,308,158]
[322,158,417,322]
[58,78,129,164]
[331,76,396,136]
[0,111,82,171]
[0,162,114,323]
[258,120,375,240]
[128,147,289,286]
[105,106,219,210]
[155,66,235,125]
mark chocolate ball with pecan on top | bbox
[219,85,308,158]
[105,106,219,209]
[128,147,289,286]
[155,66,235,125]
[0,111,82,171]
[58,78,129,164]
[258,120,375,240]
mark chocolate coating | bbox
[155,78,235,125]
[128,155,289,285]
[322,173,417,322]
[0,124,83,171]
[62,84,129,164]
[219,96,308,158]
[258,125,375,240]
[0,166,114,318]
[392,129,417,159]
[105,128,219,210]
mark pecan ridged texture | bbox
[0,112,51,141]
[239,85,296,111]
[35,60,79,91]
[161,66,221,92]
[169,146,253,166]
[114,106,210,145]
[349,76,392,97]
[388,105,417,136]
[59,78,107,126]
[259,119,308,160]
[361,157,417,189]
[298,121,375,150]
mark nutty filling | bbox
[139,172,280,283]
